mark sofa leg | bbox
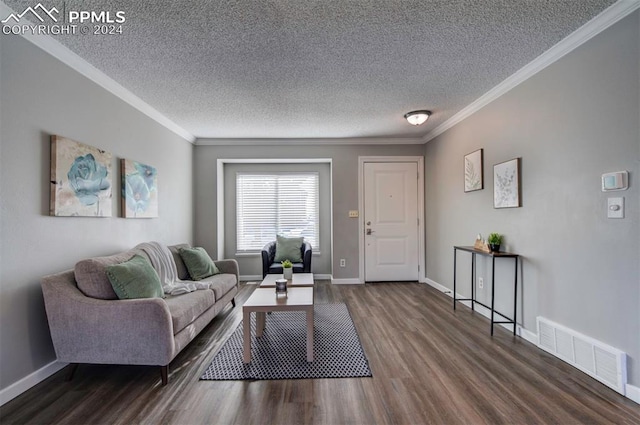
[66,363,79,381]
[231,298,236,308]
[160,365,168,386]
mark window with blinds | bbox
[236,172,319,252]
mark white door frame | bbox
[358,156,425,283]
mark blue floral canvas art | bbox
[121,159,158,218]
[50,135,113,217]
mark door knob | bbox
[366,228,375,235]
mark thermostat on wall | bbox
[601,171,628,191]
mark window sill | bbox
[235,251,322,257]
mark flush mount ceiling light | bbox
[404,110,432,126]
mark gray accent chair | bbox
[41,243,239,385]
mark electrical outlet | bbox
[348,210,359,218]
[340,259,346,267]
[478,277,484,289]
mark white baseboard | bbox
[314,274,332,280]
[424,278,454,295]
[626,384,640,405]
[0,360,67,406]
[331,278,363,284]
[470,302,519,334]
[517,326,538,345]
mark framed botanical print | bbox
[493,158,521,208]
[464,149,483,192]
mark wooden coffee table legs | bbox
[242,309,252,363]
[306,308,314,362]
[243,306,314,363]
[256,312,266,337]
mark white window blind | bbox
[236,172,319,251]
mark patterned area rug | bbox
[201,303,372,380]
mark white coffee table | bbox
[260,272,314,288]
[242,287,314,363]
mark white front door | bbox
[364,162,419,281]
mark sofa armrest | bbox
[261,241,277,278]
[214,259,239,286]
[261,251,270,278]
[302,242,312,273]
[41,270,175,366]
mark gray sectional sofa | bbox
[41,242,239,385]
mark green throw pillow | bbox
[273,235,304,263]
[179,247,220,281]
[106,255,164,300]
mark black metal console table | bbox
[453,246,519,335]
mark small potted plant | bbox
[282,259,293,279]
[487,233,502,252]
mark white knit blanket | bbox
[136,242,209,295]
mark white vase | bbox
[283,268,293,280]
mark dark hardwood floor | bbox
[1,281,639,424]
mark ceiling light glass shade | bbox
[404,110,432,126]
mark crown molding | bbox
[4,0,636,147]
[423,0,640,143]
[0,1,195,143]
[195,137,425,146]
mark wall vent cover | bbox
[536,317,626,395]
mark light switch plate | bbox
[348,210,359,218]
[607,197,624,219]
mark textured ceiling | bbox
[4,0,617,140]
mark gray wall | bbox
[0,35,194,390]
[424,12,639,385]
[223,162,332,276]
[194,144,424,279]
